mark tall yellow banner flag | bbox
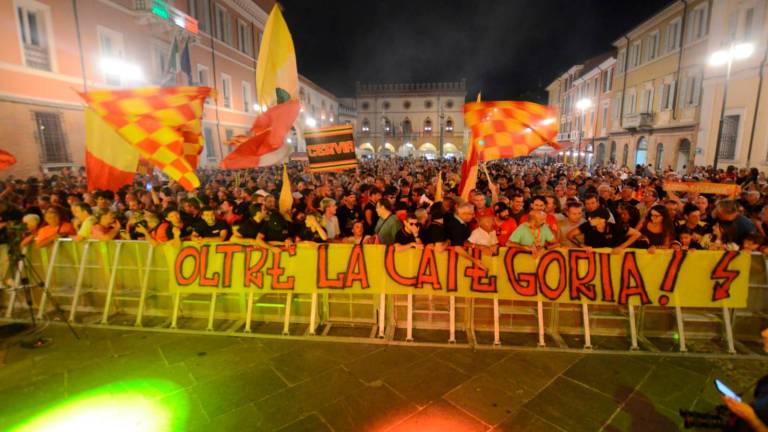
[279,163,293,219]
[256,6,298,106]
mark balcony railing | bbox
[24,44,51,71]
[622,112,654,130]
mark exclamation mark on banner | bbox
[657,250,687,306]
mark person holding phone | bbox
[721,328,768,431]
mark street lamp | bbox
[709,42,754,169]
[575,98,592,166]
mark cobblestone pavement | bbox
[1,324,767,431]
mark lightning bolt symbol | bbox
[711,251,741,302]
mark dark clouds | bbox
[281,0,672,101]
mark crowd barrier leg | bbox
[100,242,123,325]
[309,293,318,335]
[282,293,292,335]
[722,307,736,354]
[207,293,217,331]
[170,292,181,329]
[68,242,91,322]
[493,297,500,346]
[448,296,456,343]
[581,303,593,350]
[4,257,24,318]
[134,245,154,327]
[675,305,687,353]
[405,294,413,342]
[36,241,61,320]
[376,293,386,338]
[243,291,255,333]
[628,305,639,350]
[537,300,545,347]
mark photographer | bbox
[721,328,768,431]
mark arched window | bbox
[361,118,370,133]
[609,141,616,163]
[402,118,413,134]
[596,143,605,165]
[636,137,648,166]
[382,117,392,135]
[445,117,454,134]
[424,117,433,134]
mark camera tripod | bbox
[2,250,79,346]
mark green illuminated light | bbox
[11,379,187,432]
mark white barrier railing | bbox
[0,239,765,354]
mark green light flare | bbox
[11,379,187,432]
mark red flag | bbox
[220,99,300,169]
[0,150,17,170]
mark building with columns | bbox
[354,80,467,158]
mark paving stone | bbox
[381,355,471,407]
[484,351,582,401]
[191,365,287,418]
[492,408,565,431]
[562,354,653,402]
[603,392,682,431]
[184,341,274,383]
[431,347,510,375]
[523,376,618,431]
[250,366,365,430]
[345,346,431,383]
[317,381,419,431]
[443,374,528,426]
[277,413,334,432]
[388,400,490,432]
[159,335,240,364]
[635,361,711,413]
[269,344,344,385]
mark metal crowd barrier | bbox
[0,239,766,356]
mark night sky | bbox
[280,0,672,101]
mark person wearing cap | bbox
[567,207,640,254]
[337,191,361,237]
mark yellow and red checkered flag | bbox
[464,101,559,161]
[79,86,211,191]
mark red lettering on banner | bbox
[416,246,441,289]
[464,248,496,293]
[537,250,567,300]
[658,250,686,305]
[446,248,458,292]
[317,244,344,288]
[504,248,536,296]
[244,246,267,288]
[215,244,243,288]
[598,253,614,302]
[619,252,650,305]
[268,247,295,290]
[569,250,597,301]
[384,245,417,286]
[711,251,741,301]
[175,246,200,286]
[343,245,369,288]
[198,245,220,287]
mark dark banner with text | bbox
[304,124,357,172]
[166,244,750,307]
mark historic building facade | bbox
[0,0,341,177]
[354,80,467,158]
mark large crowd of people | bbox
[0,159,765,261]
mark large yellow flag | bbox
[84,108,141,191]
[279,163,293,219]
[256,6,298,106]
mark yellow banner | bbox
[663,181,741,196]
[166,244,750,308]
